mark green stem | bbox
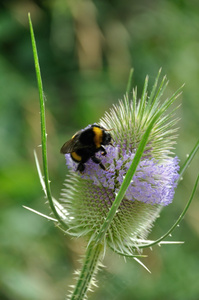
[69,243,103,300]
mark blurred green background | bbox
[0,0,199,299]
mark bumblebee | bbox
[60,124,112,172]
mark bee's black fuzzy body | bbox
[60,124,112,172]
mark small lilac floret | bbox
[65,145,180,206]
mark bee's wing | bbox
[60,131,88,154]
[60,132,81,154]
[60,139,76,154]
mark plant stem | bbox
[69,243,103,300]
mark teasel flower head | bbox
[60,71,180,255]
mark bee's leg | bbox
[77,162,85,173]
[91,155,106,170]
[99,145,107,156]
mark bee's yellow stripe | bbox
[93,126,103,148]
[71,152,82,162]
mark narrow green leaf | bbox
[177,139,199,185]
[29,13,67,229]
[34,150,47,196]
[136,174,199,249]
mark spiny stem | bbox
[69,243,103,300]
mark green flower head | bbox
[60,71,180,255]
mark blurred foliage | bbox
[0,0,199,299]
